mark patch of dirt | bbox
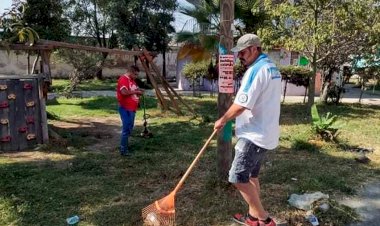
[0,150,75,169]
[0,151,73,162]
[50,116,126,152]
[0,116,127,163]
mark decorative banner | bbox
[218,55,234,93]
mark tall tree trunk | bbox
[27,51,30,74]
[321,83,329,103]
[162,50,166,78]
[308,5,318,109]
[31,52,40,74]
[320,69,333,103]
[192,80,196,97]
[308,61,317,107]
[217,0,234,182]
[359,75,365,103]
[282,78,288,103]
[95,52,108,80]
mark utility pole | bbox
[217,0,234,180]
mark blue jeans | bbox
[119,106,135,154]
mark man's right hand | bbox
[214,118,226,131]
[135,90,144,95]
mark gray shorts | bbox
[228,138,268,183]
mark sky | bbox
[0,0,12,14]
[0,0,193,32]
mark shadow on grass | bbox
[280,102,380,126]
[47,96,158,117]
[0,118,218,225]
[317,103,380,117]
[281,103,310,125]
[2,99,380,225]
[263,142,380,195]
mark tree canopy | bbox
[109,0,177,52]
[24,0,70,41]
[259,0,380,107]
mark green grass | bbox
[1,98,380,225]
[51,79,117,93]
[46,96,119,117]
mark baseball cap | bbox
[231,34,261,52]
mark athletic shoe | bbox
[232,213,259,226]
[259,218,276,226]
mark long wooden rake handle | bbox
[172,129,218,194]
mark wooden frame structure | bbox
[1,39,195,115]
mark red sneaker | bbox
[259,218,276,226]
[232,213,259,226]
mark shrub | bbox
[311,104,341,141]
[182,60,209,81]
[279,65,312,87]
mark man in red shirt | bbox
[117,65,144,156]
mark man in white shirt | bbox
[214,34,281,226]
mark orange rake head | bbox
[142,192,176,226]
[141,130,218,226]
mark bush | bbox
[311,104,342,141]
[182,60,210,81]
[280,65,312,87]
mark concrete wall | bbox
[0,51,29,75]
[0,48,320,96]
[0,49,178,81]
[153,51,178,81]
[0,50,127,78]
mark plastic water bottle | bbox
[66,215,80,225]
[307,214,319,226]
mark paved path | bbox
[282,84,380,105]
[339,180,380,226]
[48,85,380,105]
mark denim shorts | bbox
[228,138,268,183]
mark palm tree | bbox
[1,2,40,74]
[0,2,40,47]
[176,0,268,61]
[176,0,220,62]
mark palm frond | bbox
[177,43,211,61]
[180,7,211,24]
[17,30,26,42]
[199,34,218,51]
[176,31,201,44]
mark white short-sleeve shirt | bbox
[234,54,282,150]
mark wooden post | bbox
[40,50,52,99]
[40,50,51,81]
[217,0,234,180]
[142,49,197,115]
[38,74,49,143]
[138,57,168,111]
[142,50,182,115]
